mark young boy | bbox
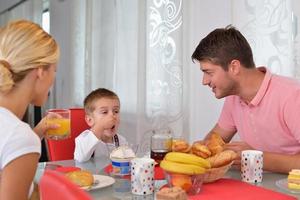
[74,88,128,162]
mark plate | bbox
[276,178,300,194]
[81,175,115,191]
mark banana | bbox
[160,159,206,175]
[165,152,211,169]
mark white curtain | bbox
[232,0,297,77]
[0,0,42,26]
[0,0,43,127]
[49,0,300,152]
[50,0,184,155]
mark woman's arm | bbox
[0,153,39,200]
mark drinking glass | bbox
[46,109,71,140]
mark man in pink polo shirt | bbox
[191,25,300,173]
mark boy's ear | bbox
[85,115,94,127]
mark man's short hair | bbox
[191,25,255,70]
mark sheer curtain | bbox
[0,0,42,26]
[232,0,298,77]
[50,0,184,154]
[0,0,43,127]
[49,0,300,153]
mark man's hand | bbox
[223,141,253,168]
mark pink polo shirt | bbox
[218,67,300,154]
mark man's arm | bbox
[264,152,300,174]
[204,123,236,143]
[225,141,300,173]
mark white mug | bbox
[131,157,155,195]
[241,150,263,183]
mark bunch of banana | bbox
[160,152,211,175]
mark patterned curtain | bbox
[146,0,183,137]
[49,0,184,156]
[232,0,297,77]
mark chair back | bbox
[46,108,90,161]
[39,170,92,200]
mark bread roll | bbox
[209,132,225,146]
[206,132,225,156]
[206,150,237,168]
[65,170,94,187]
[191,141,211,158]
[172,139,190,153]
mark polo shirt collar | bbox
[248,67,272,106]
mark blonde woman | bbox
[0,20,60,200]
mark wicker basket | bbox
[203,161,233,183]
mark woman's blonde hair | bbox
[0,19,60,93]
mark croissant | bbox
[191,141,212,158]
[206,150,237,168]
[206,132,225,156]
[172,139,191,153]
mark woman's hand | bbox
[33,112,61,139]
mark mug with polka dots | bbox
[241,150,263,183]
[131,157,155,195]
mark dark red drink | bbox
[151,150,168,164]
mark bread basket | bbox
[204,161,233,183]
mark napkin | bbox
[55,166,81,173]
[189,178,297,200]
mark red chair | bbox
[46,108,90,161]
[39,170,92,200]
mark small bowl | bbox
[111,157,132,176]
[204,161,233,183]
[164,171,206,195]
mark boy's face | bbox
[86,97,120,138]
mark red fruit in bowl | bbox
[171,174,192,192]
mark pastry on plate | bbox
[156,186,187,200]
[65,170,94,187]
[288,169,300,190]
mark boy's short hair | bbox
[84,88,119,114]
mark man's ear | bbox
[85,115,94,127]
[228,59,241,75]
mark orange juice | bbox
[46,118,71,138]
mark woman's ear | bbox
[85,115,94,127]
[36,67,46,80]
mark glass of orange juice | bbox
[46,109,71,140]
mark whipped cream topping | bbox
[110,145,136,159]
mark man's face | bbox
[199,61,236,99]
